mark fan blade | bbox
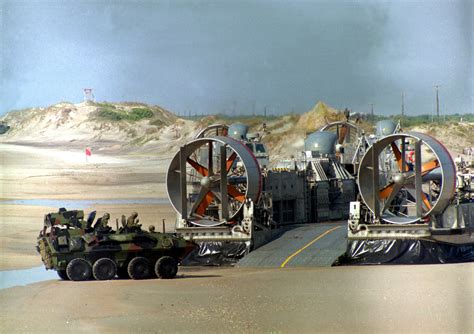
[227,185,245,203]
[404,162,441,183]
[381,183,403,213]
[195,191,215,216]
[421,192,432,210]
[406,188,432,211]
[379,183,395,200]
[421,159,439,174]
[187,158,209,176]
[390,142,408,172]
[226,152,238,172]
[190,187,207,215]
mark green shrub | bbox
[96,107,154,122]
[97,108,123,121]
[94,102,117,109]
[130,108,154,120]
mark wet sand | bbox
[0,203,177,270]
[0,143,171,200]
[0,265,472,333]
[1,142,473,332]
[0,143,177,270]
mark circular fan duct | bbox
[320,121,361,145]
[194,124,229,139]
[358,132,455,224]
[167,136,261,227]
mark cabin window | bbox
[255,144,266,153]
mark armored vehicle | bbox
[36,208,196,281]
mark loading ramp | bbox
[238,222,347,268]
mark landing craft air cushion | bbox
[168,121,472,265]
[166,122,358,263]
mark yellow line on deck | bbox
[280,225,343,268]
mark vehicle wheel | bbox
[127,257,150,279]
[66,258,92,281]
[155,256,178,279]
[92,258,117,280]
[57,269,69,280]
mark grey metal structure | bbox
[319,121,367,174]
[228,123,249,141]
[348,131,472,241]
[269,130,356,225]
[166,125,356,246]
[166,124,472,264]
[244,141,269,169]
[167,135,272,243]
[357,132,455,225]
[375,120,398,137]
[167,136,260,232]
[320,121,362,145]
[194,124,229,139]
[224,123,270,169]
[305,131,337,155]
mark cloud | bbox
[1,0,470,116]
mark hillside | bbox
[205,101,374,161]
[407,122,474,155]
[205,103,472,159]
[1,101,471,161]
[0,101,199,155]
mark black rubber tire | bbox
[57,269,69,280]
[155,256,178,279]
[127,257,150,279]
[92,258,117,280]
[66,258,92,281]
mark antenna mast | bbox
[434,85,441,123]
[401,92,405,127]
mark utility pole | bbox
[369,103,374,120]
[252,101,256,116]
[401,92,405,128]
[434,85,440,123]
[264,106,267,118]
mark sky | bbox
[1,0,472,116]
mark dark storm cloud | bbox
[1,0,471,116]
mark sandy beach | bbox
[2,0,473,329]
[1,142,472,333]
[0,143,177,270]
[1,264,472,333]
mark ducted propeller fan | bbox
[167,137,261,227]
